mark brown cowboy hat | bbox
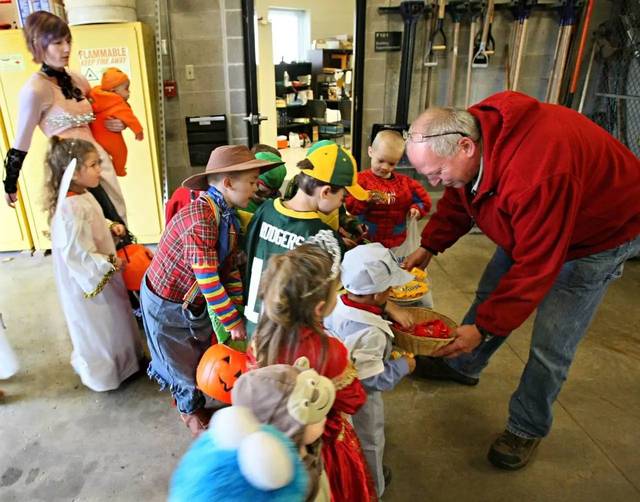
[182,145,283,190]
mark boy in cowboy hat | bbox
[242,140,369,335]
[140,145,282,436]
[88,67,144,176]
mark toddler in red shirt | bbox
[346,130,433,306]
[345,130,432,251]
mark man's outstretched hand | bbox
[402,247,432,270]
[433,324,483,358]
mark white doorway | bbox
[250,0,357,167]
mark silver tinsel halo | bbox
[299,229,342,298]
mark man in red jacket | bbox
[403,91,640,470]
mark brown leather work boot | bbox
[488,430,541,470]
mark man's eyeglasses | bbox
[402,130,470,143]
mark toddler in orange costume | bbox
[89,67,144,176]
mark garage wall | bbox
[357,0,610,165]
[136,0,248,193]
[134,0,610,191]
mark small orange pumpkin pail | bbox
[116,244,153,291]
[196,344,248,404]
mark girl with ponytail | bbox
[250,232,378,502]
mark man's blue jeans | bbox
[446,235,640,439]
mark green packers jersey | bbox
[243,198,339,332]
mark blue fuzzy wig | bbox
[168,424,308,502]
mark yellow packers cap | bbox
[303,141,369,201]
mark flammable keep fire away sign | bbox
[77,47,131,85]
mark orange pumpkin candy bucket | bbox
[116,244,154,291]
[196,344,248,404]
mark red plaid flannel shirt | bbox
[345,169,432,248]
[147,196,233,306]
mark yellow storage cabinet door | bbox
[70,23,163,244]
[0,31,49,249]
[0,109,33,251]
[0,23,163,249]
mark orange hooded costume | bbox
[89,68,143,176]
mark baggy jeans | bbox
[139,275,212,414]
[446,235,640,439]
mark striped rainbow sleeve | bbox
[225,268,244,306]
[192,261,242,330]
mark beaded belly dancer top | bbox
[13,71,95,150]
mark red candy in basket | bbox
[413,320,452,339]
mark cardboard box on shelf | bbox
[319,123,344,136]
[325,109,341,123]
[312,39,328,49]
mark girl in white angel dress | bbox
[45,136,141,391]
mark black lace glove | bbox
[3,148,27,195]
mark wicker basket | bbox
[391,307,457,356]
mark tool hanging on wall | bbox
[424,1,442,68]
[564,0,594,106]
[377,1,430,129]
[422,2,440,108]
[546,11,565,98]
[432,0,448,51]
[465,3,483,107]
[508,0,534,92]
[472,0,496,68]
[485,4,496,55]
[424,0,458,108]
[546,0,580,104]
[505,42,512,89]
[577,32,599,114]
[474,3,497,57]
[447,2,465,106]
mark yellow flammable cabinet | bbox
[0,107,33,251]
[0,22,164,250]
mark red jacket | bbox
[422,91,640,337]
[345,169,432,248]
[165,187,198,223]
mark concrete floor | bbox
[1,234,639,502]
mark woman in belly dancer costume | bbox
[2,10,127,225]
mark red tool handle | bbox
[568,0,595,95]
